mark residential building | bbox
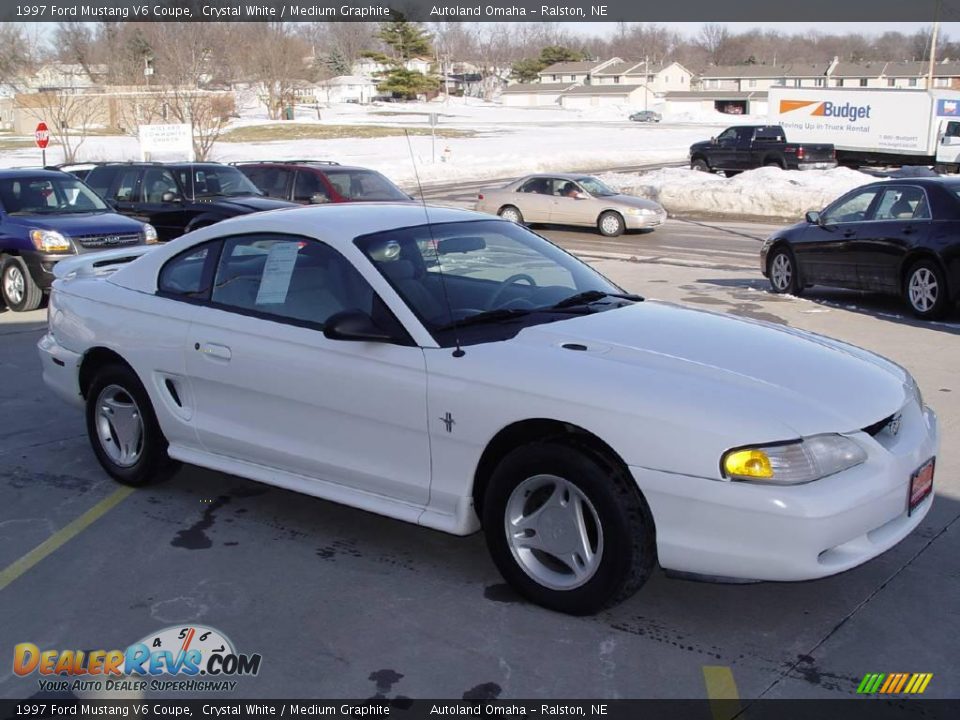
[316,75,376,104]
[536,59,621,84]
[500,83,576,107]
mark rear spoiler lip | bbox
[53,245,158,280]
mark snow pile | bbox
[599,166,876,219]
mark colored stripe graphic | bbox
[779,100,819,114]
[857,672,932,694]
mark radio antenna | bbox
[404,129,464,358]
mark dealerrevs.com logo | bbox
[13,625,261,693]
[779,99,872,121]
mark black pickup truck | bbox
[689,125,836,174]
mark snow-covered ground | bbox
[0,98,865,217]
[600,166,875,219]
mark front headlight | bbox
[30,229,72,253]
[143,223,159,245]
[625,207,656,216]
[721,434,867,485]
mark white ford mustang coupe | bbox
[38,204,938,614]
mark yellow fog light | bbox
[722,449,773,479]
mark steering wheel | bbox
[488,273,538,309]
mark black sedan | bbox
[761,178,960,319]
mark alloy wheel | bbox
[504,474,604,591]
[3,264,25,305]
[771,252,793,291]
[94,384,145,468]
[909,267,939,313]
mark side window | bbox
[519,178,550,195]
[823,188,881,224]
[158,242,219,299]
[945,122,960,138]
[85,168,118,198]
[717,128,738,142]
[874,187,929,221]
[293,172,327,203]
[113,169,141,202]
[243,167,291,199]
[210,235,373,326]
[141,168,179,203]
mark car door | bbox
[106,167,145,222]
[854,185,932,293]
[793,186,882,287]
[936,120,960,166]
[711,128,740,170]
[183,232,431,505]
[549,179,594,226]
[136,167,187,242]
[514,177,555,222]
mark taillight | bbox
[478,193,484,200]
[797,146,805,160]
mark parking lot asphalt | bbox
[1,219,957,701]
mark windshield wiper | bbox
[550,290,643,309]
[435,304,595,331]
[435,307,533,331]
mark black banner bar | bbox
[3,700,960,720]
[0,0,943,23]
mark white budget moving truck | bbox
[768,87,960,171]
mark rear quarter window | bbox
[158,242,220,300]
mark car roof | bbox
[0,168,71,180]
[518,173,597,182]
[235,161,381,173]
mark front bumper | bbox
[37,332,84,408]
[624,211,668,230]
[633,401,939,581]
[21,250,74,292]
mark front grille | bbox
[74,232,142,249]
[863,414,896,437]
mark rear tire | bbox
[482,440,656,615]
[1,257,43,312]
[904,259,949,320]
[768,246,802,295]
[85,363,175,486]
[597,211,625,237]
[498,205,524,224]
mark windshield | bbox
[0,176,109,215]
[576,177,618,197]
[324,169,409,201]
[355,219,624,345]
[174,166,262,198]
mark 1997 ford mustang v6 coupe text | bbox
[38,204,938,614]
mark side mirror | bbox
[710,136,717,144]
[323,310,396,343]
[161,191,182,203]
[805,210,823,225]
[309,193,330,205]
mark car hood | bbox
[5,211,145,235]
[608,194,664,211]
[201,196,297,213]
[512,301,908,438]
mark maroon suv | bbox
[233,161,413,205]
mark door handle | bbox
[197,342,232,361]
[902,226,915,235]
[843,230,856,238]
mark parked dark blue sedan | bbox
[761,177,960,319]
[0,168,155,312]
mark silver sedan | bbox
[475,173,666,237]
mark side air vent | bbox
[561,343,588,352]
[863,414,895,437]
[165,378,182,407]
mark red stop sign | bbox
[35,122,50,149]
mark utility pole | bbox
[928,1,942,90]
[644,56,649,111]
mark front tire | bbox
[1,257,43,312]
[498,205,524,224]
[598,211,625,237]
[691,158,710,172]
[85,364,174,486]
[905,259,949,319]
[482,441,656,615]
[768,246,801,295]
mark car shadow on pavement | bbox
[698,277,960,336]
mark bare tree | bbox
[0,25,34,90]
[23,92,101,163]
[240,23,311,120]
